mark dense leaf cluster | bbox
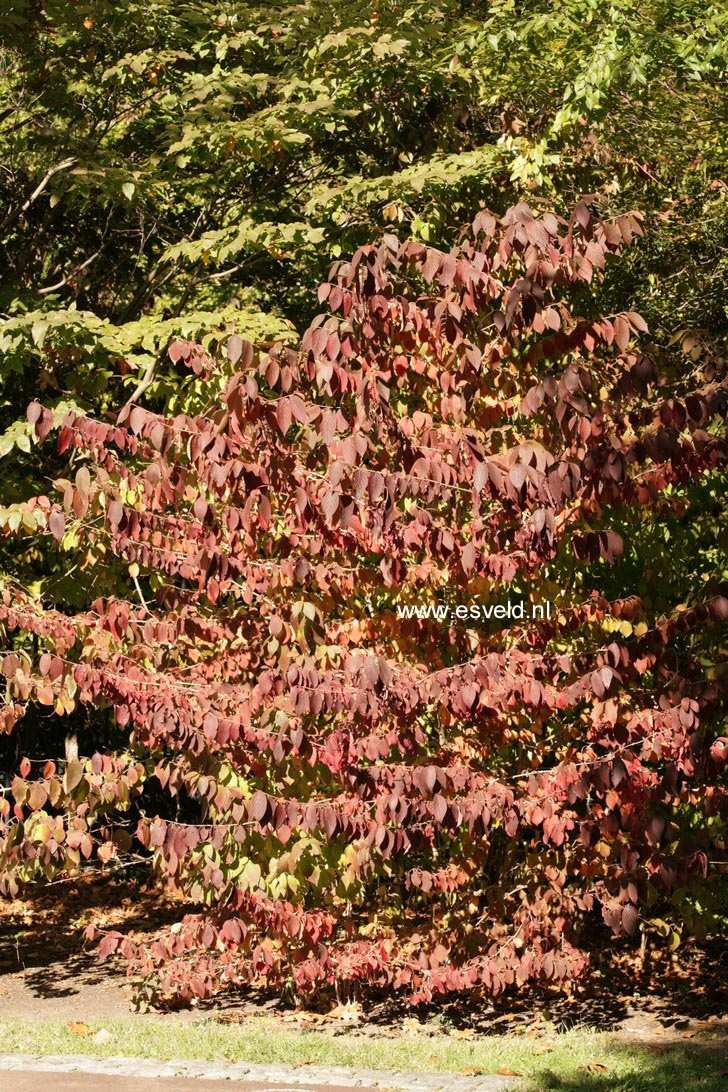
[0,1,726,1008]
[1,202,725,1005]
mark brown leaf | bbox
[497,1066,523,1076]
[327,1001,362,1022]
[27,782,48,811]
[63,758,84,793]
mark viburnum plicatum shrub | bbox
[1,201,726,1008]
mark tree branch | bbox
[123,350,165,409]
[0,157,77,234]
[37,249,101,295]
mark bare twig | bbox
[122,345,167,408]
[37,249,101,295]
[0,157,77,233]
[132,573,150,614]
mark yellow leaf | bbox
[68,1021,95,1036]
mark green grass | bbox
[0,1018,726,1091]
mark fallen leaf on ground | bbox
[533,1043,553,1055]
[68,1022,95,1037]
[327,1000,363,1022]
[450,1028,475,1039]
[460,1068,483,1076]
[497,1066,523,1076]
[283,1011,329,1026]
[581,1062,609,1073]
[92,1029,113,1045]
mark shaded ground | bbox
[0,874,178,1020]
[0,874,726,1051]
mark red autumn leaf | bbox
[622,903,639,936]
[275,399,292,435]
[227,334,244,364]
[48,509,65,541]
[321,490,339,522]
[249,791,269,822]
[107,500,123,527]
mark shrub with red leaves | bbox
[2,200,726,1007]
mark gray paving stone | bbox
[0,1053,521,1090]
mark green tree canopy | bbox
[1,0,726,422]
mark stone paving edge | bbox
[0,1053,520,1091]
